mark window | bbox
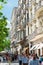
[21,0,22,3]
[28,27,29,35]
[39,0,41,6]
[23,30,26,38]
[32,5,35,19]
[26,12,29,22]
[16,21,18,25]
[23,17,26,28]
[41,0,43,5]
[36,0,40,3]
[17,32,19,40]
[20,31,23,39]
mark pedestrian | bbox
[22,53,29,65]
[18,54,22,65]
[0,55,3,62]
[39,55,43,65]
[36,54,39,59]
[29,53,39,65]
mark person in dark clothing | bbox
[18,54,22,65]
[36,54,39,59]
[29,53,39,65]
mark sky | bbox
[2,0,18,22]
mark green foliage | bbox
[0,0,10,51]
[0,5,3,9]
[0,0,4,2]
[0,12,3,17]
[0,0,7,3]
[0,0,7,10]
[0,16,10,51]
[0,39,10,51]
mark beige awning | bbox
[34,44,40,50]
[30,43,43,50]
[37,43,43,49]
[30,45,36,50]
[30,34,43,42]
[30,44,40,50]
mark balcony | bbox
[23,0,26,4]
[36,5,43,10]
[29,26,43,41]
[32,0,36,5]
[35,6,43,18]
[25,4,29,10]
[20,4,23,9]
[16,23,24,31]
[17,8,21,16]
[23,9,26,14]
[35,1,43,13]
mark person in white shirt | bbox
[0,56,3,62]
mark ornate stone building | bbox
[11,0,29,54]
[28,0,43,56]
[11,0,43,55]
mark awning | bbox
[30,34,43,42]
[30,45,36,50]
[30,43,43,50]
[34,44,40,50]
[37,43,43,49]
[0,51,7,53]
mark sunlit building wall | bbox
[29,0,43,56]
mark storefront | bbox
[30,43,43,56]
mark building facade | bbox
[10,7,18,53]
[29,0,43,56]
[16,0,29,54]
[11,0,43,55]
[11,0,29,54]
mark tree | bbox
[0,0,10,51]
[0,0,7,3]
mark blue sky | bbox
[2,0,18,22]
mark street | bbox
[0,63,19,65]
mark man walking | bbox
[22,53,29,65]
[29,53,39,65]
[18,54,22,65]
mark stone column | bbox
[40,48,42,56]
[26,25,28,36]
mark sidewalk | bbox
[0,63,19,65]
